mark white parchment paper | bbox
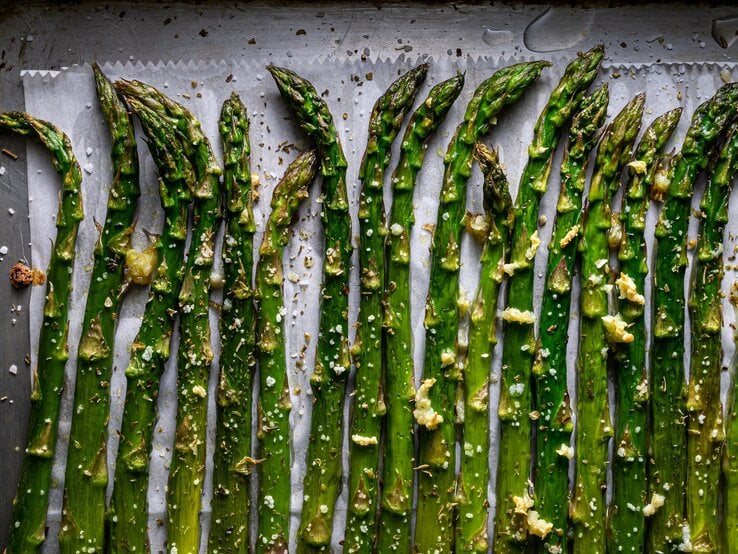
[20,56,738,553]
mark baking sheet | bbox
[18,52,738,553]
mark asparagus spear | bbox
[255,149,319,553]
[569,94,645,554]
[166,110,220,554]
[377,73,464,553]
[492,45,604,551]
[3,113,83,552]
[415,60,550,553]
[56,64,141,554]
[106,97,192,553]
[685,122,738,553]
[649,82,738,552]
[209,93,257,554]
[724,282,738,552]
[118,78,223,552]
[343,63,427,554]
[266,65,352,552]
[532,84,609,553]
[606,108,681,554]
[455,143,513,553]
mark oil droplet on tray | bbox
[712,15,738,49]
[524,6,595,52]
[482,28,514,47]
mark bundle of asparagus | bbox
[455,143,513,552]
[533,84,609,553]
[378,72,463,553]
[267,65,352,552]
[343,64,427,554]
[606,108,681,553]
[685,122,738,553]
[209,93,257,554]
[414,60,549,553]
[58,64,142,554]
[649,82,738,552]
[255,149,318,553]
[107,88,193,553]
[4,113,84,552]
[494,45,603,551]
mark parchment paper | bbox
[20,55,738,553]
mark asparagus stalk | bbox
[209,93,257,554]
[118,78,223,552]
[455,143,513,553]
[343,63,427,554]
[569,94,645,554]
[255,149,319,553]
[532,84,609,553]
[57,64,141,554]
[493,45,604,550]
[724,282,738,552]
[3,113,84,552]
[606,108,681,554]
[414,60,550,553]
[166,108,220,554]
[649,82,738,552]
[266,65,352,552]
[106,97,192,553]
[377,73,464,553]
[685,122,738,553]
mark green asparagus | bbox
[344,63,427,554]
[3,113,84,552]
[414,60,549,554]
[455,143,513,553]
[209,93,257,554]
[570,93,645,554]
[606,108,681,554]
[493,45,604,551]
[266,65,352,552]
[685,122,738,553]
[167,110,220,554]
[532,84,609,553]
[106,95,192,553]
[255,148,318,553]
[118,78,222,553]
[723,282,738,552]
[58,64,141,554]
[649,82,738,553]
[377,73,464,553]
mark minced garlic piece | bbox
[414,379,443,430]
[525,230,541,261]
[351,434,379,446]
[602,314,635,343]
[125,244,158,285]
[559,225,579,249]
[527,510,553,538]
[502,261,524,276]
[513,492,535,515]
[457,286,471,316]
[643,493,665,517]
[502,308,537,325]
[440,348,456,367]
[555,443,574,459]
[628,160,647,174]
[616,273,646,305]
[652,166,670,201]
[192,385,207,398]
